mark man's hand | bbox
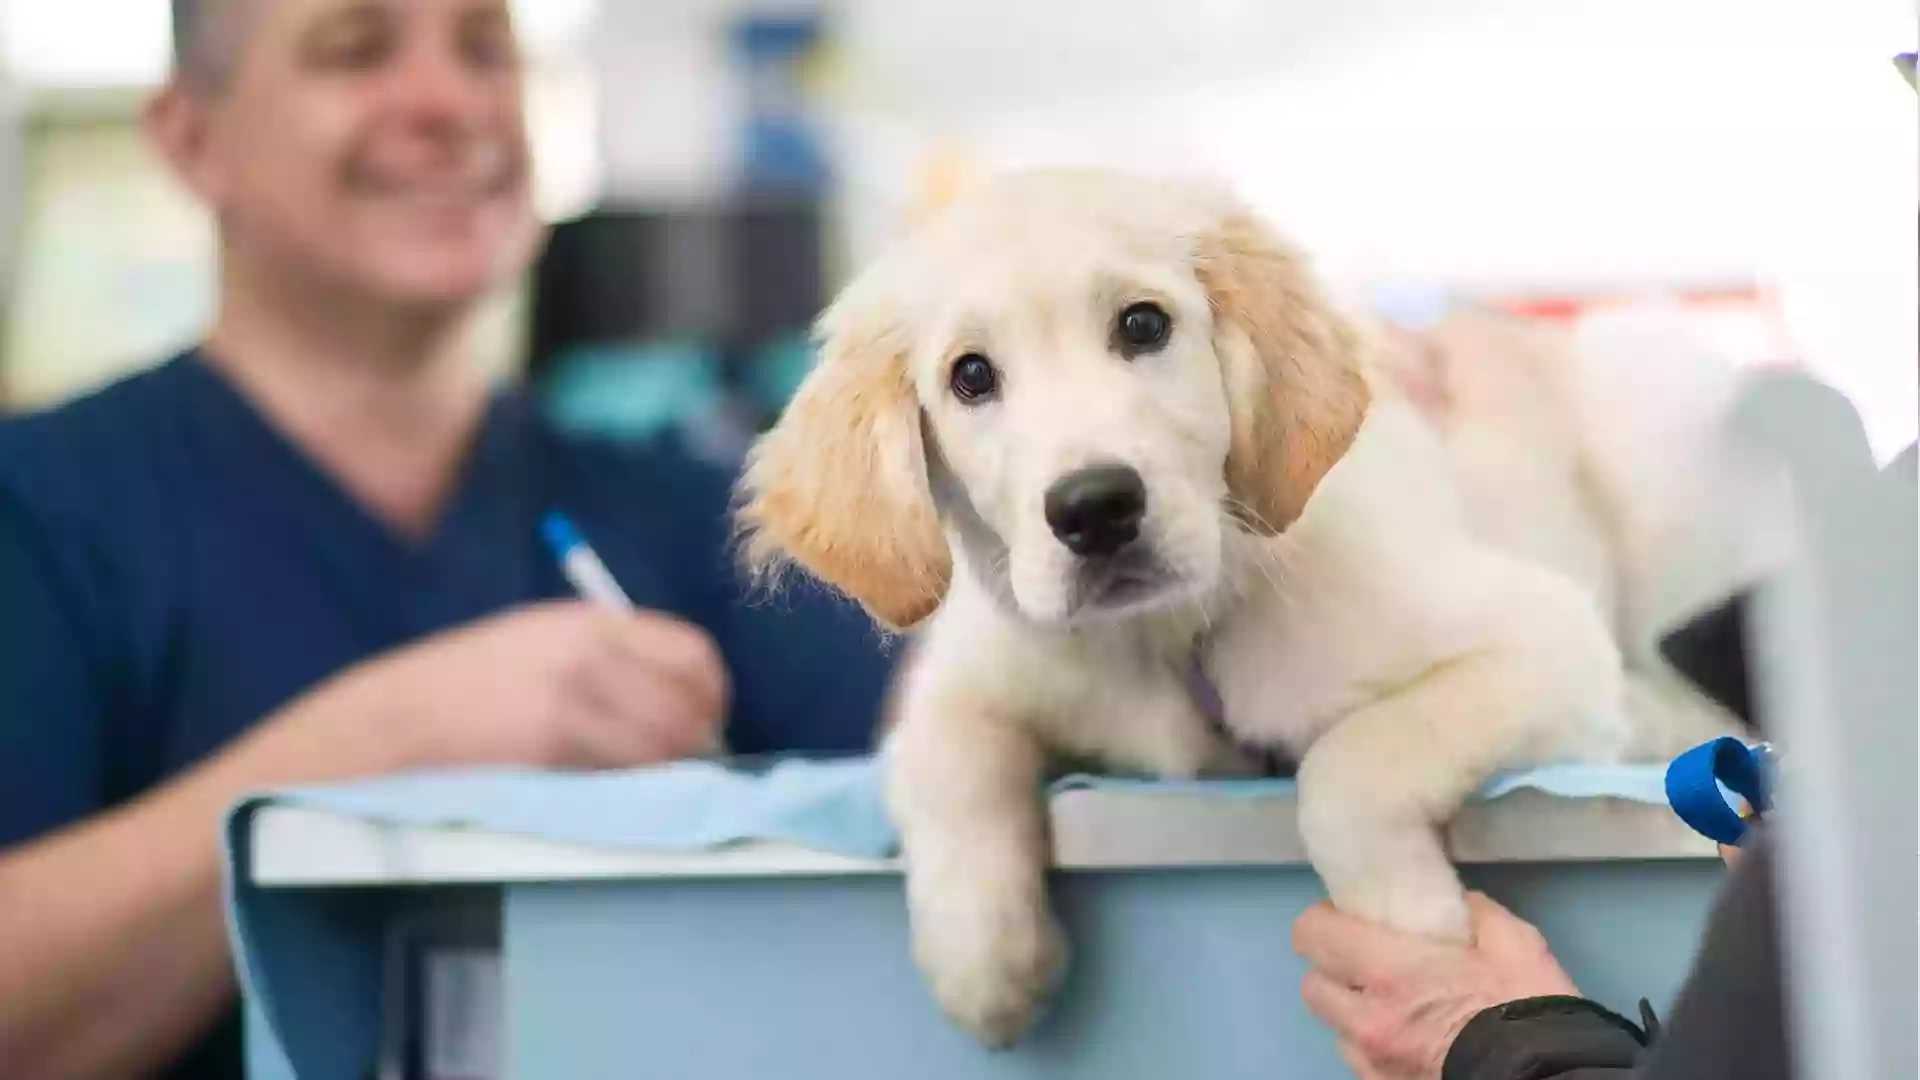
[286,600,730,772]
[1293,892,1580,1080]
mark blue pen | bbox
[541,512,634,611]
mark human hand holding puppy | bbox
[1293,892,1582,1080]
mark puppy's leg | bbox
[1295,576,1622,941]
[884,687,1062,1048]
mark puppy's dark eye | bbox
[1115,301,1173,355]
[949,353,999,403]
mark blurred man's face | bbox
[171,0,537,312]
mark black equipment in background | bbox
[526,198,827,438]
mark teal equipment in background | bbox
[741,330,817,416]
[539,342,725,443]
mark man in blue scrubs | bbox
[0,2,893,1077]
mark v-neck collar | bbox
[169,350,548,645]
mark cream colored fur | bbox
[736,169,1660,1047]
[1372,307,1747,759]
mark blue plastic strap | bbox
[1664,737,1774,847]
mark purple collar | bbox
[1184,647,1292,777]
[1183,649,1229,730]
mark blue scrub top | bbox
[0,351,896,1079]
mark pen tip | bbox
[541,512,581,554]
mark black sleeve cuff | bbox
[1442,996,1650,1080]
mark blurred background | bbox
[0,0,1910,462]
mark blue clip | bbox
[1665,737,1778,847]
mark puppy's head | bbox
[736,169,1371,630]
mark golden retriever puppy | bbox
[736,169,1631,1047]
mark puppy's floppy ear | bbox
[735,281,952,630]
[1195,202,1372,534]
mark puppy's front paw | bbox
[1335,868,1473,942]
[1296,779,1472,941]
[911,889,1067,1048]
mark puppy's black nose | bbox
[1045,464,1147,558]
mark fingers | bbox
[1465,891,1554,948]
[1462,891,1521,930]
[1292,901,1430,985]
[1311,981,1411,1080]
[606,611,731,723]
[1464,891,1551,953]
[528,609,729,767]
[572,650,716,764]
[1462,891,1581,998]
[1300,969,1369,1033]
[553,610,729,762]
